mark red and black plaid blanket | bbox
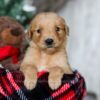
[0,66,86,100]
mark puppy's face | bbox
[28,12,69,53]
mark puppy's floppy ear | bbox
[27,27,33,39]
[62,18,69,36]
[65,25,69,36]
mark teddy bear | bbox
[0,16,27,70]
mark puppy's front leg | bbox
[20,65,37,90]
[48,67,64,90]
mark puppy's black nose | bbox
[45,38,54,46]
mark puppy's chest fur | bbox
[36,52,53,71]
[37,53,49,71]
[32,49,68,72]
[23,45,69,73]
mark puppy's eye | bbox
[56,26,60,32]
[36,29,41,34]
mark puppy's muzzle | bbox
[45,38,54,48]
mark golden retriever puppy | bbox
[20,12,73,90]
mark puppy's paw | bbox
[21,66,38,90]
[24,76,37,90]
[48,74,62,90]
[48,73,63,90]
[48,67,64,90]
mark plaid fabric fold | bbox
[0,67,86,100]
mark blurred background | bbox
[0,0,99,100]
